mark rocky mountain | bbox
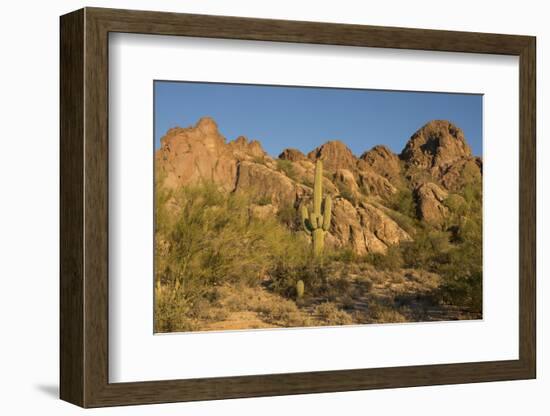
[156,117,482,255]
[400,120,482,191]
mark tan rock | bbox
[228,135,267,161]
[331,198,369,254]
[330,198,411,254]
[359,202,412,246]
[249,204,277,220]
[307,140,357,171]
[357,169,397,199]
[333,169,361,200]
[279,148,306,162]
[414,182,449,227]
[359,145,402,184]
[235,161,298,208]
[400,120,472,172]
[155,117,237,191]
[440,157,482,191]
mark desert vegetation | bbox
[154,117,482,332]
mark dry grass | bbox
[313,302,353,326]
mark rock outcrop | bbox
[359,145,402,184]
[234,161,301,208]
[333,169,361,201]
[414,182,449,227]
[156,116,481,254]
[307,140,357,171]
[400,120,482,191]
[357,169,397,199]
[330,198,412,254]
[279,148,307,162]
[440,157,482,191]
[400,120,472,170]
[155,117,238,191]
[228,136,267,161]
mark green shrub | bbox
[154,181,311,331]
[400,229,451,270]
[382,208,418,236]
[277,202,300,229]
[388,188,416,218]
[276,159,297,181]
[256,195,272,206]
[328,247,358,264]
[367,245,403,271]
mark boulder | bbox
[234,161,298,208]
[333,169,361,201]
[358,202,412,247]
[414,182,449,227]
[330,198,411,254]
[357,168,397,199]
[358,145,402,184]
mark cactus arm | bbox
[301,205,313,234]
[309,212,318,229]
[322,195,332,231]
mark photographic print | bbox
[154,81,483,333]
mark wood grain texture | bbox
[59,7,537,408]
[59,8,84,407]
[518,38,537,376]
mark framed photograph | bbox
[60,7,536,408]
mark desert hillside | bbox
[154,117,482,332]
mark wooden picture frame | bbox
[60,7,536,408]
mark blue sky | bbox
[154,81,482,157]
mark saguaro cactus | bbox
[296,280,305,299]
[301,159,332,256]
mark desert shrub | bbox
[256,298,309,327]
[462,182,482,208]
[336,181,358,205]
[277,202,300,229]
[328,247,358,264]
[323,276,354,302]
[256,195,272,206]
[154,181,310,331]
[382,208,418,236]
[400,229,451,270]
[367,245,403,271]
[388,188,416,218]
[314,302,353,325]
[433,179,482,313]
[268,254,324,298]
[437,271,482,314]
[444,193,469,217]
[276,159,297,181]
[436,216,482,313]
[252,155,268,166]
[367,300,407,323]
[155,284,196,333]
